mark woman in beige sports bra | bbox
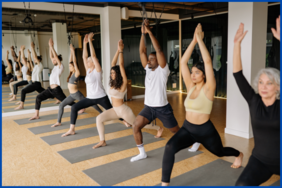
[161,24,243,186]
[93,39,163,149]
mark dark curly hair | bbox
[109,65,123,89]
[192,61,206,82]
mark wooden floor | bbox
[2,84,279,186]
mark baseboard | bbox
[224,127,253,139]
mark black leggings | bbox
[3,73,13,82]
[21,82,45,102]
[162,120,240,183]
[35,86,72,110]
[70,95,112,124]
[236,155,280,186]
[13,80,28,95]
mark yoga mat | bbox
[28,116,96,134]
[155,159,244,186]
[15,111,75,125]
[41,122,130,145]
[2,99,55,106]
[2,95,37,100]
[271,180,280,186]
[83,147,202,186]
[58,132,164,164]
[3,102,58,112]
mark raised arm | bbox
[20,45,28,67]
[196,24,216,91]
[233,23,255,101]
[5,51,12,69]
[82,34,89,70]
[70,44,80,77]
[118,39,127,91]
[233,23,248,73]
[27,49,34,71]
[181,28,198,91]
[88,32,101,72]
[30,42,40,64]
[18,51,22,70]
[139,24,148,68]
[271,15,280,41]
[49,38,62,67]
[144,19,166,68]
[10,46,18,62]
[111,50,119,67]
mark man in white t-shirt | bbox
[29,38,72,120]
[131,19,180,162]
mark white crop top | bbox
[85,68,106,99]
[109,87,127,99]
[50,64,64,85]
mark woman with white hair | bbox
[233,16,280,186]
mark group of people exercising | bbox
[3,16,280,186]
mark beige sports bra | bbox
[108,87,127,99]
[184,85,213,114]
[15,70,22,77]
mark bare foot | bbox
[9,95,13,98]
[15,101,21,105]
[29,116,39,121]
[92,141,107,149]
[51,122,61,127]
[14,105,24,110]
[155,127,164,138]
[54,100,60,104]
[78,109,85,114]
[231,152,243,168]
[61,130,75,137]
[8,97,16,101]
[123,120,132,127]
[162,182,169,186]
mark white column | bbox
[225,2,268,138]
[52,22,69,89]
[100,6,122,94]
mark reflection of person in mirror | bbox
[169,51,178,75]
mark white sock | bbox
[130,144,147,162]
[188,142,200,152]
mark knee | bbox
[132,122,142,133]
[22,88,27,94]
[36,95,42,102]
[164,141,175,154]
[71,104,78,112]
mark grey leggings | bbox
[57,90,102,123]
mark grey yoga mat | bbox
[28,116,96,134]
[155,159,244,186]
[58,132,164,164]
[2,99,56,106]
[14,112,83,125]
[3,102,58,112]
[83,147,202,186]
[40,122,130,145]
[271,180,280,186]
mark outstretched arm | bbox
[271,15,280,41]
[181,28,198,91]
[118,39,127,91]
[233,23,248,73]
[27,49,34,71]
[70,44,80,77]
[144,19,166,68]
[139,24,148,68]
[88,32,102,72]
[196,23,215,91]
[20,46,28,67]
[49,38,62,67]
[10,46,18,62]
[30,42,40,64]
[111,50,119,67]
[5,51,12,69]
[82,34,89,71]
